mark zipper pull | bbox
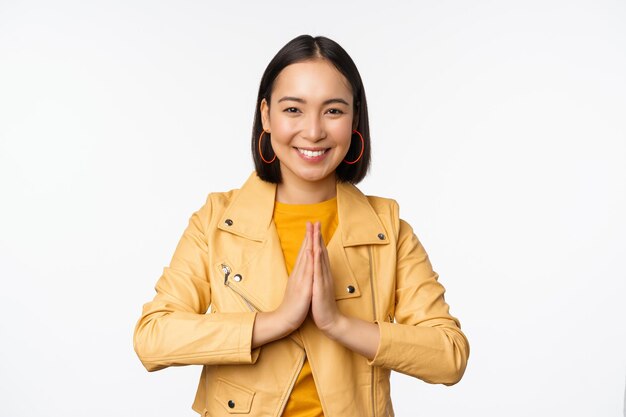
[221,264,231,285]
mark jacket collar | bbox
[217,171,389,247]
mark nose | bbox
[301,114,326,142]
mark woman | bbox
[133,34,469,417]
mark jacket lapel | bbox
[217,171,276,242]
[336,180,389,247]
[215,171,390,313]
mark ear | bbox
[260,98,271,132]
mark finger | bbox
[321,252,333,292]
[290,222,309,279]
[316,222,324,261]
[303,222,312,257]
[315,223,327,289]
[304,221,312,252]
[302,222,314,281]
[321,235,332,278]
[315,222,324,263]
[315,223,325,286]
[313,221,320,277]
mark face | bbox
[260,59,356,188]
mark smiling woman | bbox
[251,36,371,191]
[259,60,355,204]
[133,34,469,417]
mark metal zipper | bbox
[221,263,308,417]
[368,247,378,417]
[220,263,307,416]
[220,263,258,312]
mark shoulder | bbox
[361,192,417,243]
[364,194,400,216]
[361,193,402,238]
[198,171,266,213]
[189,187,241,233]
[205,188,240,211]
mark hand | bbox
[253,221,380,354]
[310,221,344,335]
[273,221,314,333]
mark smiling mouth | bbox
[296,148,329,157]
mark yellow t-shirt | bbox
[273,196,338,417]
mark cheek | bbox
[270,117,297,141]
[329,123,353,148]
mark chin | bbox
[293,168,334,184]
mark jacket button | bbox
[347,285,355,294]
[228,400,235,408]
[233,274,243,282]
[225,219,233,226]
[377,233,385,240]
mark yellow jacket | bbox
[133,171,469,417]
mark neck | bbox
[276,171,337,204]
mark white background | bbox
[1,1,625,416]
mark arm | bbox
[133,195,260,372]
[367,219,470,385]
[311,216,469,385]
[323,315,380,361]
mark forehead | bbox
[272,60,352,102]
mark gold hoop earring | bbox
[343,129,365,165]
[258,130,276,164]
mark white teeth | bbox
[298,148,326,157]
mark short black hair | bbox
[251,34,371,184]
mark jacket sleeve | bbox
[367,218,469,385]
[133,194,260,372]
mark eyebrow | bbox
[277,96,350,106]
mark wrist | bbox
[323,314,349,341]
[271,309,300,336]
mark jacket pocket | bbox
[214,377,255,414]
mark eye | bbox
[283,107,300,113]
[327,108,344,115]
